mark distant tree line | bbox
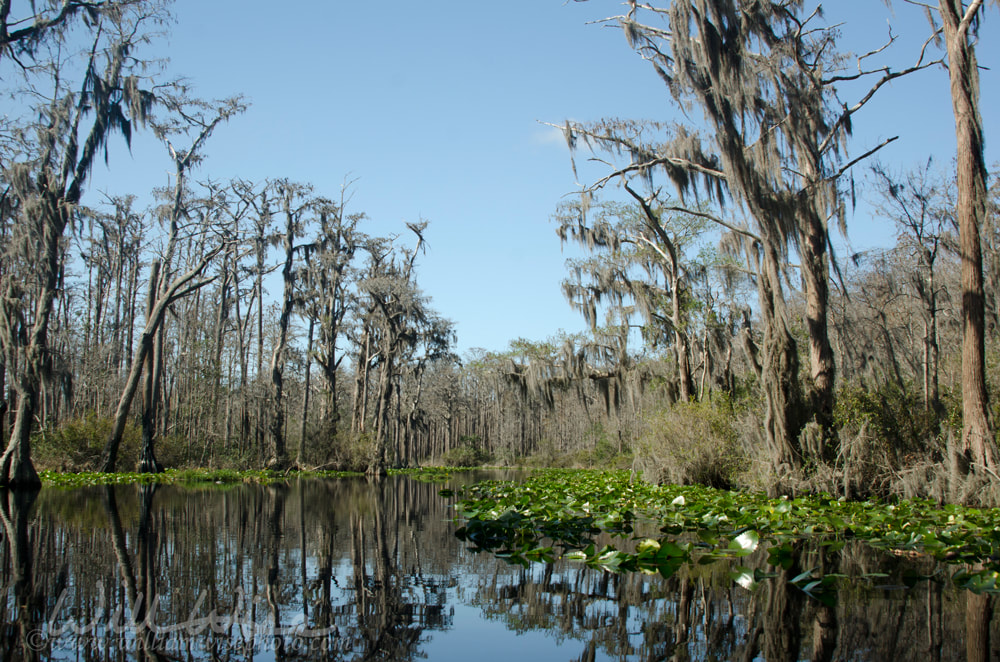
[0,0,461,484]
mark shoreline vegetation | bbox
[35,465,469,488]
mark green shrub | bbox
[566,423,633,470]
[834,382,943,462]
[440,443,491,467]
[32,413,140,471]
[318,431,374,472]
[634,395,744,489]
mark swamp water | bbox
[0,474,996,661]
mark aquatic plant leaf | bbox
[731,530,760,553]
[767,543,795,569]
[698,530,719,545]
[658,540,690,558]
[731,567,758,591]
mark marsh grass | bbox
[634,396,745,489]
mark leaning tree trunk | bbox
[137,264,164,474]
[101,257,216,472]
[136,326,164,474]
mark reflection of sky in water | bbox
[422,602,567,662]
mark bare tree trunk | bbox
[0,361,7,445]
[368,358,393,477]
[940,0,998,471]
[353,329,371,433]
[255,232,266,460]
[211,251,231,435]
[138,263,163,474]
[124,252,139,374]
[673,284,695,402]
[0,197,66,488]
[2,380,40,488]
[800,210,836,453]
[267,190,299,470]
[298,317,314,468]
[754,240,804,479]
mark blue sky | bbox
[89,1,1000,357]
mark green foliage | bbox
[571,423,633,470]
[834,382,943,459]
[440,442,491,468]
[321,431,375,472]
[32,413,140,471]
[634,395,745,489]
[32,412,219,472]
[39,467,366,488]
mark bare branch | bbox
[818,34,941,157]
[659,204,761,243]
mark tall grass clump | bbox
[634,395,745,489]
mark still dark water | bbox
[0,474,995,661]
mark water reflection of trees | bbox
[469,538,997,661]
[2,477,462,660]
[1,478,997,660]
[0,490,43,662]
